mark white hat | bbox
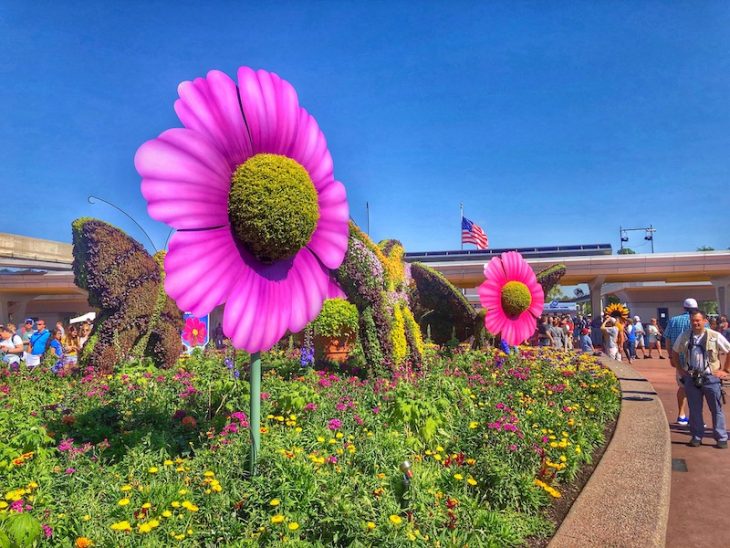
[683,298,698,309]
[634,315,640,321]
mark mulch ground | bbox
[527,417,618,547]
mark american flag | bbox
[461,216,489,249]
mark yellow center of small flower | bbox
[228,153,320,263]
[192,329,198,336]
[500,281,532,318]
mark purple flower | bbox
[65,467,76,475]
[371,406,380,415]
[42,524,53,538]
[327,419,342,431]
[304,402,318,412]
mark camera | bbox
[692,372,704,389]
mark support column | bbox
[588,276,605,317]
[712,277,730,316]
[0,297,7,322]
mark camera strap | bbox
[686,330,709,375]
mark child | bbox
[580,328,594,353]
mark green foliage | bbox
[0,348,619,546]
[617,248,636,254]
[228,153,319,262]
[311,298,359,339]
[0,513,42,547]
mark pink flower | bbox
[478,251,544,346]
[182,316,207,346]
[136,67,349,353]
[304,402,318,412]
[327,455,338,464]
[327,419,342,431]
[58,438,74,452]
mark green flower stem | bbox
[249,351,261,474]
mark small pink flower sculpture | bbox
[136,67,349,352]
[182,316,207,347]
[478,251,544,346]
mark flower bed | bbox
[0,348,619,546]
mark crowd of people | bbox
[0,318,93,372]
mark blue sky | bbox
[2,1,729,254]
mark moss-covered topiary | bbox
[228,153,319,263]
[409,262,476,343]
[536,264,566,295]
[72,218,184,371]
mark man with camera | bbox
[672,309,730,449]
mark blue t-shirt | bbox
[49,339,63,358]
[29,329,50,355]
[580,334,593,352]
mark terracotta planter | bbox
[315,335,354,363]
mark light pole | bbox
[618,225,656,253]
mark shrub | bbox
[311,298,359,339]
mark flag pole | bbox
[460,202,464,250]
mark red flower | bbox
[182,317,207,346]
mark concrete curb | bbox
[549,357,671,547]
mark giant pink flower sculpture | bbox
[136,68,349,352]
[478,251,544,346]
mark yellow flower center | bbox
[228,153,319,263]
[500,281,532,318]
[192,329,198,337]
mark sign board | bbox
[181,312,210,351]
[543,300,577,313]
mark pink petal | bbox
[237,67,335,190]
[136,128,231,229]
[175,70,253,167]
[307,180,349,269]
[164,227,245,316]
[327,278,347,300]
[286,249,329,332]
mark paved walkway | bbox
[627,354,730,547]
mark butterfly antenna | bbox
[88,195,158,252]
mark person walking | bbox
[634,315,646,358]
[645,318,664,359]
[0,325,24,367]
[601,317,620,360]
[665,298,700,426]
[672,309,730,448]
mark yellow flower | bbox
[467,478,478,486]
[111,520,132,532]
[148,467,159,474]
[288,522,300,531]
[0,502,7,509]
[117,498,130,506]
[469,421,478,429]
[141,502,152,509]
[389,514,403,525]
[316,436,325,443]
[269,499,281,506]
[174,533,185,540]
[82,514,91,521]
[120,485,132,492]
[171,501,181,508]
[162,510,173,518]
[453,473,464,481]
[203,471,215,477]
[295,427,302,433]
[178,489,188,495]
[164,459,174,466]
[366,521,376,530]
[138,523,153,534]
[271,514,285,524]
[181,500,199,512]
